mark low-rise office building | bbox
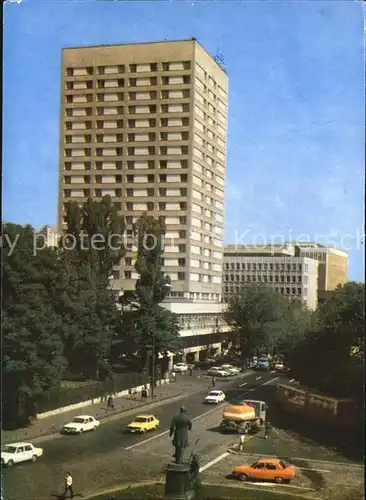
[223,250,319,310]
[294,243,348,304]
[223,242,348,309]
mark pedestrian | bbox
[264,420,271,440]
[212,376,216,388]
[189,366,193,376]
[141,387,148,400]
[64,472,74,498]
[239,428,246,451]
[107,395,114,410]
[172,371,177,383]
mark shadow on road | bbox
[288,459,326,491]
[50,493,83,499]
[257,386,364,463]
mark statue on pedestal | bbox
[169,406,192,464]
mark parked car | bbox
[220,364,241,376]
[204,390,226,404]
[256,358,270,371]
[126,414,160,433]
[61,415,100,435]
[231,457,296,483]
[173,363,189,373]
[273,360,285,371]
[207,367,231,377]
[1,442,43,467]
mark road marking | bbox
[289,457,364,468]
[255,376,262,380]
[252,482,276,487]
[298,466,330,473]
[125,430,169,450]
[124,403,225,450]
[192,402,226,422]
[125,375,278,452]
[278,484,316,491]
[239,382,247,387]
[246,482,315,491]
[261,377,279,386]
[200,452,229,472]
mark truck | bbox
[219,399,267,434]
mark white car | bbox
[257,358,270,371]
[220,364,241,375]
[61,415,100,435]
[204,390,226,404]
[207,367,231,377]
[1,442,43,467]
[173,363,189,373]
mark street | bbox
[3,371,363,500]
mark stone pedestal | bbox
[164,462,195,500]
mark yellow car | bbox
[126,415,160,433]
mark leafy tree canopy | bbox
[2,223,67,423]
[225,283,312,358]
[117,213,180,370]
[57,196,125,377]
[290,282,365,399]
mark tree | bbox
[57,196,125,378]
[225,284,312,359]
[119,213,180,377]
[2,223,67,425]
[290,282,365,399]
[274,297,314,355]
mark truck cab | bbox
[240,399,267,424]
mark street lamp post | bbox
[150,279,171,400]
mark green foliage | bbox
[2,223,67,424]
[58,196,125,377]
[118,213,179,372]
[290,282,365,400]
[225,284,311,357]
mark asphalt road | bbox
[2,371,288,500]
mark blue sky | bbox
[3,0,364,281]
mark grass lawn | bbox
[91,483,306,499]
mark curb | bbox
[4,387,205,445]
[82,479,165,499]
[227,446,240,454]
[6,393,183,445]
[81,479,318,500]
[2,372,255,445]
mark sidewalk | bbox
[1,374,210,444]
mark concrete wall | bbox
[36,378,170,420]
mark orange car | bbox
[231,457,296,484]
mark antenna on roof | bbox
[214,50,227,74]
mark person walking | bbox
[64,472,74,498]
[189,365,193,376]
[211,376,216,388]
[238,428,246,451]
[264,420,271,440]
[172,371,177,383]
